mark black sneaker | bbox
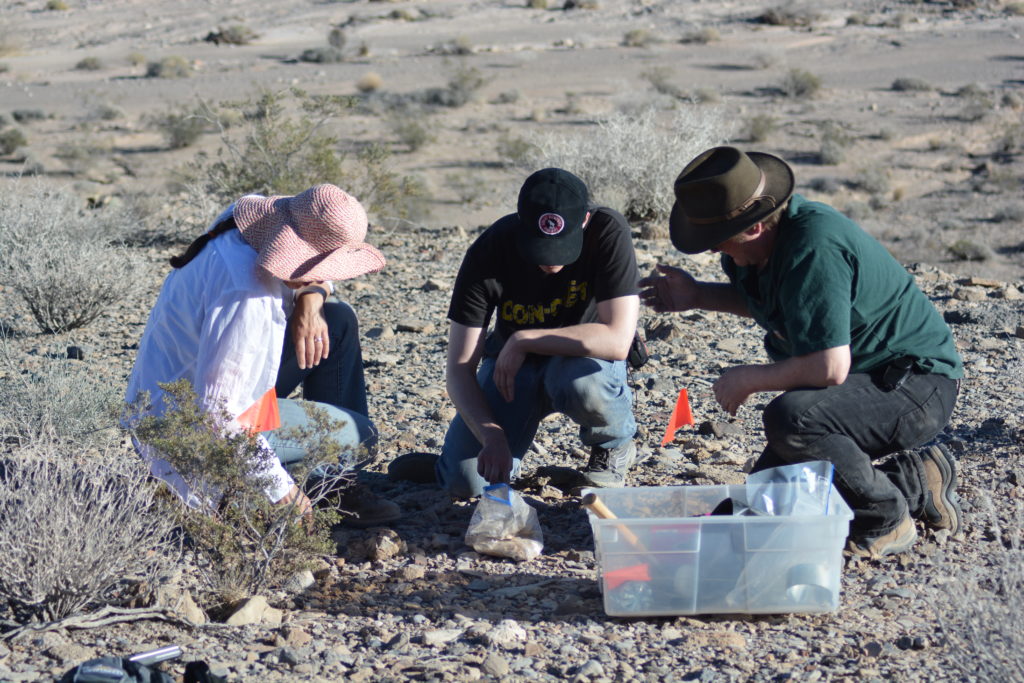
[580,440,637,488]
[387,452,439,484]
[919,444,962,535]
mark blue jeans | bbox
[437,354,636,498]
[753,370,959,539]
[262,301,378,470]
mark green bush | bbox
[150,106,211,149]
[129,380,352,607]
[623,29,658,48]
[387,111,433,152]
[205,24,258,45]
[746,114,777,142]
[45,0,69,9]
[0,127,26,155]
[891,77,932,92]
[180,88,426,223]
[300,46,344,63]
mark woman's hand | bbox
[276,484,315,530]
[290,289,330,370]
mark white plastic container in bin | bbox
[583,483,853,616]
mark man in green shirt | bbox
[641,147,963,557]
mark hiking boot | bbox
[335,483,401,528]
[387,452,439,484]
[846,513,918,559]
[579,440,637,488]
[919,444,962,535]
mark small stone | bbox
[66,346,86,360]
[1015,326,1024,339]
[485,619,527,648]
[954,287,987,302]
[576,660,605,678]
[422,279,448,292]
[283,569,316,594]
[400,564,426,580]
[368,529,407,561]
[282,626,312,648]
[421,629,463,646]
[225,596,269,626]
[365,326,395,339]
[1000,286,1023,301]
[716,338,745,355]
[863,641,884,658]
[482,653,510,677]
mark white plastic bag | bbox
[465,484,544,561]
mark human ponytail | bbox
[169,216,237,268]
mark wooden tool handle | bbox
[581,492,643,550]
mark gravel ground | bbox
[0,223,1021,682]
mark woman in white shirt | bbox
[126,184,399,526]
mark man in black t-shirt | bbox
[389,168,642,498]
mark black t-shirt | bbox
[448,207,639,356]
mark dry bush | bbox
[148,105,211,149]
[680,27,719,44]
[129,381,354,607]
[891,77,933,92]
[300,46,344,64]
[930,497,1024,679]
[146,56,191,78]
[127,51,146,67]
[356,72,383,93]
[423,61,488,107]
[818,121,852,165]
[74,56,103,71]
[0,180,136,333]
[204,25,258,46]
[746,114,778,142]
[45,0,69,9]
[622,29,659,48]
[387,110,434,152]
[0,337,120,447]
[759,4,821,26]
[0,444,178,627]
[641,67,685,99]
[522,106,726,223]
[780,68,821,98]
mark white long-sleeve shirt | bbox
[126,225,295,505]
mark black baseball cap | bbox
[516,168,589,266]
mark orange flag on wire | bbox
[661,388,694,446]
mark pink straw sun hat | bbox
[233,184,386,283]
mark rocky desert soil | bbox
[0,0,1022,681]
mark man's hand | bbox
[290,292,330,370]
[639,264,701,313]
[493,333,526,402]
[477,437,514,485]
[713,365,758,415]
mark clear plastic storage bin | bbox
[583,483,853,616]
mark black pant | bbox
[753,371,959,539]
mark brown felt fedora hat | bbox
[669,146,794,254]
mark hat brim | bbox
[669,152,795,254]
[257,225,386,282]
[517,220,585,266]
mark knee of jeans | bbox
[437,457,482,500]
[324,301,359,338]
[550,365,622,416]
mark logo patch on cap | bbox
[538,212,565,235]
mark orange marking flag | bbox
[604,563,652,590]
[237,388,281,433]
[660,387,694,446]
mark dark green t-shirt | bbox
[723,194,963,378]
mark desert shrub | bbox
[780,68,821,98]
[491,89,520,104]
[758,5,821,26]
[891,77,932,92]
[955,83,987,99]
[0,180,136,333]
[818,121,852,165]
[622,29,659,48]
[0,128,26,155]
[204,24,258,46]
[387,110,433,152]
[146,56,191,78]
[180,88,425,224]
[996,122,1024,155]
[129,380,352,606]
[496,134,539,167]
[328,27,346,50]
[356,72,383,93]
[149,105,211,149]
[430,35,474,56]
[45,0,69,10]
[0,63,8,73]
[127,51,146,67]
[564,0,600,8]
[948,239,993,261]
[300,46,344,64]
[422,61,488,108]
[54,138,113,175]
[692,87,720,104]
[807,176,840,194]
[930,498,1024,679]
[852,166,890,195]
[680,27,719,44]
[528,0,548,8]
[746,114,777,142]
[641,66,685,99]
[752,50,782,70]
[0,338,120,447]
[521,105,726,223]
[12,109,46,123]
[75,56,102,71]
[0,444,178,626]
[1006,2,1024,15]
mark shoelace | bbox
[586,447,610,471]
